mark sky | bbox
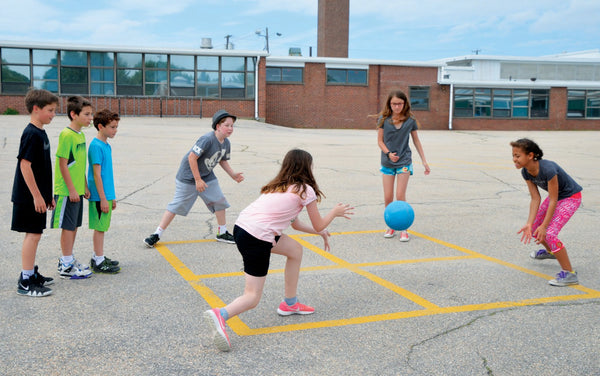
[0,0,598,61]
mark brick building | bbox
[1,41,600,130]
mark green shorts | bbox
[89,200,113,232]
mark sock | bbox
[155,227,164,236]
[220,308,229,321]
[94,255,105,265]
[21,269,34,280]
[61,255,74,265]
[218,225,227,235]
[284,296,298,306]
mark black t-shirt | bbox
[12,123,53,204]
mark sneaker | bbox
[103,256,119,266]
[216,231,235,244]
[32,265,54,286]
[277,301,315,316]
[530,249,556,260]
[17,274,52,297]
[384,229,395,238]
[399,231,410,242]
[91,258,121,274]
[144,233,160,248]
[203,308,231,352]
[548,270,578,287]
[58,258,92,279]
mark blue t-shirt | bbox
[379,116,418,168]
[175,131,230,184]
[521,159,582,200]
[87,137,115,201]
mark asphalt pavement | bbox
[1,114,599,376]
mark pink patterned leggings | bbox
[532,192,581,253]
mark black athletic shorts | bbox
[12,202,47,234]
[233,225,280,277]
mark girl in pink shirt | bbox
[204,149,354,351]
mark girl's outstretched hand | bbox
[319,230,331,252]
[518,224,533,244]
[334,203,354,219]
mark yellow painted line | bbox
[155,230,600,337]
[291,235,440,310]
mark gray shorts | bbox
[166,179,230,216]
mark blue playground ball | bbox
[384,201,415,231]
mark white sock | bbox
[218,225,227,235]
[155,227,164,236]
[21,269,34,279]
[94,255,105,265]
[61,255,74,265]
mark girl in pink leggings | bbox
[511,138,582,287]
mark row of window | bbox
[0,47,256,98]
[454,88,600,119]
[266,67,369,85]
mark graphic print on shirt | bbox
[204,149,226,173]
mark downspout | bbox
[448,83,454,130]
[254,55,261,120]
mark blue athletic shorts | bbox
[380,164,413,176]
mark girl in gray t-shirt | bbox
[511,138,582,287]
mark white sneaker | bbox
[399,231,409,242]
[58,259,92,279]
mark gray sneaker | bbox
[548,270,578,287]
[530,249,556,260]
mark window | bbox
[60,50,88,94]
[91,52,115,95]
[409,87,429,110]
[144,54,167,96]
[221,57,246,98]
[266,67,303,83]
[116,53,142,95]
[567,90,600,118]
[1,48,31,93]
[454,88,549,118]
[32,49,58,93]
[197,56,218,98]
[326,68,367,85]
[170,55,195,96]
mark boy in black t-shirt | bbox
[12,89,59,297]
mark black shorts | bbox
[12,202,47,234]
[233,225,280,277]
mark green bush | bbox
[2,107,19,115]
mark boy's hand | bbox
[112,201,117,210]
[100,198,110,213]
[68,189,80,202]
[195,179,208,192]
[84,187,90,200]
[49,198,56,211]
[233,172,244,183]
[33,195,47,213]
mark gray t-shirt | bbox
[175,131,230,184]
[379,116,418,168]
[521,159,582,200]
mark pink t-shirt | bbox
[235,184,317,244]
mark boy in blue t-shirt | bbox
[12,89,59,297]
[87,109,121,274]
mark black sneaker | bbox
[32,265,54,286]
[103,256,119,266]
[144,233,160,248]
[17,274,52,297]
[91,258,121,274]
[216,231,235,244]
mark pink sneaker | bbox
[384,229,395,238]
[399,231,409,242]
[277,301,315,316]
[203,308,231,351]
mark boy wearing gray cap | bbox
[144,110,244,247]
